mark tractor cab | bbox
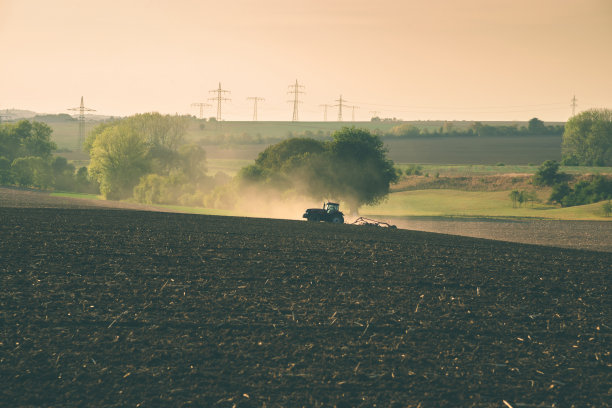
[324,202,340,213]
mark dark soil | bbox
[1,192,611,407]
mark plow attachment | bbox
[352,217,397,229]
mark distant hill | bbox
[0,109,38,121]
[33,113,77,122]
[0,109,116,123]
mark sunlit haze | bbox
[1,0,611,121]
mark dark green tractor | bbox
[303,202,344,224]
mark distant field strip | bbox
[385,135,561,165]
[364,189,611,220]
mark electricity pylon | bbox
[68,96,96,151]
[570,95,578,117]
[191,102,211,119]
[247,97,265,121]
[349,105,359,121]
[319,104,330,121]
[288,79,304,121]
[333,95,348,121]
[209,83,231,121]
[369,110,380,118]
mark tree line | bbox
[85,113,229,205]
[0,120,96,192]
[384,118,564,139]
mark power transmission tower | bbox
[68,96,96,151]
[287,79,304,121]
[319,104,330,121]
[349,105,359,121]
[247,97,265,121]
[191,102,211,119]
[369,110,380,118]
[209,83,231,121]
[570,95,578,117]
[333,95,348,121]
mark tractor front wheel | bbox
[331,216,344,224]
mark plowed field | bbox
[1,190,610,407]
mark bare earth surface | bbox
[1,187,610,407]
[388,217,612,253]
[1,187,610,252]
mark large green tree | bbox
[0,120,56,161]
[562,108,612,166]
[88,124,149,199]
[86,114,218,203]
[326,127,398,214]
[239,127,398,214]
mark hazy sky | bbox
[1,0,611,121]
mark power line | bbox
[68,96,95,151]
[570,94,578,117]
[319,104,331,121]
[191,102,211,119]
[349,100,568,111]
[333,95,348,121]
[246,97,265,121]
[208,83,231,121]
[287,79,304,121]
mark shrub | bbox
[404,164,423,176]
[533,160,565,186]
[549,175,612,207]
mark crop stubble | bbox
[0,206,610,407]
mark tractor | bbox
[303,202,344,224]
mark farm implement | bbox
[351,216,397,228]
[303,202,396,228]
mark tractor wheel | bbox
[331,215,344,224]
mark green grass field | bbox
[363,189,611,220]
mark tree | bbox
[527,117,546,134]
[0,120,56,161]
[549,182,571,205]
[240,127,398,214]
[177,144,208,183]
[509,190,520,208]
[50,156,76,191]
[532,160,564,186]
[0,156,12,184]
[255,138,326,172]
[562,108,612,166]
[86,113,195,201]
[325,128,398,213]
[548,175,612,207]
[11,156,52,188]
[74,166,99,194]
[88,125,149,199]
